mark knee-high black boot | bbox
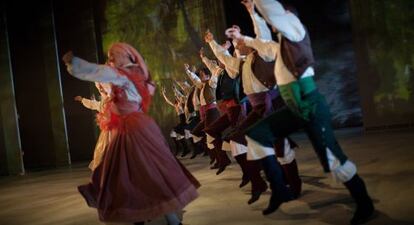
[247,159,268,205]
[214,139,231,175]
[274,139,302,199]
[173,138,181,156]
[281,160,302,199]
[261,155,294,215]
[234,153,250,188]
[179,139,190,157]
[190,138,203,159]
[344,174,374,225]
[203,143,209,157]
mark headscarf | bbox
[108,42,154,113]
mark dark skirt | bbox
[78,112,199,222]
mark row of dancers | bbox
[161,0,375,224]
[66,0,375,224]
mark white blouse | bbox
[185,69,218,106]
[81,98,102,111]
[208,40,270,95]
[67,57,142,104]
[243,13,315,85]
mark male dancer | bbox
[229,1,374,224]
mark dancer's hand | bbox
[232,25,241,32]
[184,63,190,71]
[204,29,214,43]
[241,0,254,14]
[74,96,83,102]
[62,51,74,64]
[222,40,231,50]
[191,65,197,73]
[225,27,243,40]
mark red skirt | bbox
[78,112,199,222]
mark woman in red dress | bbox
[62,42,199,225]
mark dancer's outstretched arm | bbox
[204,30,240,78]
[160,87,176,107]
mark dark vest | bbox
[280,31,315,78]
[229,61,246,103]
[216,70,238,101]
[251,51,276,89]
[185,87,195,113]
[202,82,216,104]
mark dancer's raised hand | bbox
[204,29,214,43]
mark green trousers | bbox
[246,90,348,172]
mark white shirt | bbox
[243,13,315,85]
[81,98,102,111]
[67,57,142,104]
[185,69,218,106]
[254,0,306,42]
[208,40,270,95]
[201,56,222,78]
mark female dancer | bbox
[63,42,199,225]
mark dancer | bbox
[161,85,191,157]
[199,46,268,203]
[185,63,232,174]
[204,20,302,206]
[176,79,205,159]
[62,42,199,225]
[229,1,374,223]
[74,82,113,171]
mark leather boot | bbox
[173,139,181,156]
[281,160,302,198]
[179,139,190,157]
[247,159,268,204]
[190,139,203,159]
[344,174,374,225]
[261,155,294,215]
[234,153,250,188]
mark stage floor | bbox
[1,128,413,225]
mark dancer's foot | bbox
[190,153,197,159]
[248,190,264,204]
[350,200,374,225]
[210,163,219,169]
[216,161,231,175]
[239,179,250,188]
[262,194,293,215]
[181,150,190,157]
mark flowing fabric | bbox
[79,111,199,222]
[78,50,199,222]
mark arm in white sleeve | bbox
[208,40,241,78]
[173,86,185,99]
[251,13,272,40]
[66,57,129,86]
[243,36,279,62]
[185,69,203,89]
[253,0,305,42]
[81,98,101,111]
[161,91,175,107]
[201,56,221,77]
[208,73,218,89]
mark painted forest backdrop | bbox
[97,0,414,134]
[100,0,228,135]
